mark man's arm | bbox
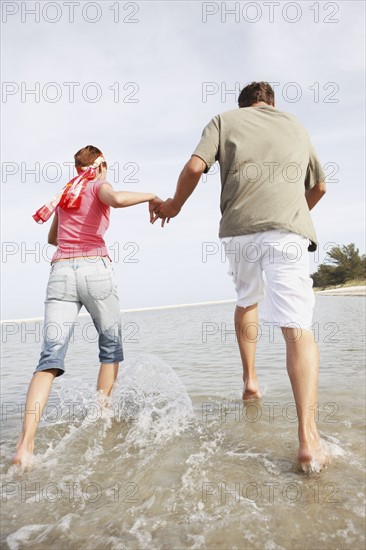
[153,156,206,225]
[305,180,327,210]
[48,213,58,246]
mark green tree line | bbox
[311,243,366,287]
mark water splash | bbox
[112,354,193,447]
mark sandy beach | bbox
[315,285,366,296]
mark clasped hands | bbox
[149,197,181,227]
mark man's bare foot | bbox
[13,436,34,468]
[242,380,262,401]
[298,431,329,473]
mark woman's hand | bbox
[149,196,164,223]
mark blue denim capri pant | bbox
[35,257,123,377]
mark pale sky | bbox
[1,0,365,319]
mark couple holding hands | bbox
[14,82,328,473]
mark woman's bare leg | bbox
[13,369,58,466]
[96,362,119,402]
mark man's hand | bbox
[152,198,181,227]
[148,196,164,223]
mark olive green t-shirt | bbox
[192,105,325,250]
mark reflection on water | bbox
[1,297,365,549]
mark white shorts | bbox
[223,230,315,330]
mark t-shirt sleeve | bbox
[305,142,326,190]
[192,116,220,174]
[93,179,112,197]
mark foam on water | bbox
[6,524,50,550]
[6,513,79,550]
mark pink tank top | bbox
[52,179,111,262]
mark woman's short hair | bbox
[74,145,107,170]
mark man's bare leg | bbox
[96,362,119,405]
[282,327,327,471]
[235,304,261,400]
[13,369,58,467]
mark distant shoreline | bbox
[315,285,366,296]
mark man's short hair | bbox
[238,82,275,108]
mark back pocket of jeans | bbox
[86,274,113,300]
[46,275,67,300]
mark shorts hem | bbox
[236,294,265,309]
[34,363,65,377]
[259,318,312,331]
[99,356,124,364]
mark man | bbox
[154,81,327,472]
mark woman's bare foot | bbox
[242,379,262,401]
[96,389,111,408]
[13,436,34,468]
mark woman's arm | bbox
[48,213,58,246]
[98,183,160,209]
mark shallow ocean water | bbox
[1,296,365,549]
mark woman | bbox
[13,145,162,466]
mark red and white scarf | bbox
[33,156,105,224]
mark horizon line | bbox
[0,299,237,324]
